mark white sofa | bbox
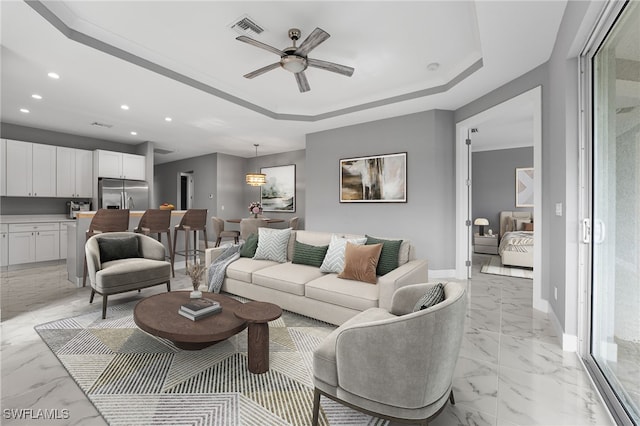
[205,230,428,325]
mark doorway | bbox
[455,86,544,310]
[178,172,194,210]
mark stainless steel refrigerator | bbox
[98,178,149,210]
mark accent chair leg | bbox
[102,295,108,319]
[89,289,95,303]
[166,281,171,292]
[449,390,455,405]
[172,228,178,273]
[203,229,209,248]
[312,388,321,426]
[166,230,174,278]
[82,256,88,287]
[215,237,221,248]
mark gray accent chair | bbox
[312,281,467,425]
[85,232,172,319]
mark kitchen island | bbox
[68,210,188,287]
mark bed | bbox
[499,211,534,268]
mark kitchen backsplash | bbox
[0,197,91,216]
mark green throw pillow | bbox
[413,283,445,312]
[97,236,141,262]
[366,235,403,275]
[240,233,259,258]
[292,240,329,267]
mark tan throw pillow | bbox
[338,242,383,284]
[523,222,534,231]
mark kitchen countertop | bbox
[0,214,76,224]
[76,210,186,218]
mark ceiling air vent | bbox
[230,15,264,36]
[154,148,174,155]
[91,121,113,129]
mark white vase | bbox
[190,290,202,299]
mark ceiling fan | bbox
[236,27,355,93]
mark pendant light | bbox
[245,144,266,186]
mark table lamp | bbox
[474,218,489,236]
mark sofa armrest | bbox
[377,259,428,310]
[84,238,101,284]
[205,247,227,280]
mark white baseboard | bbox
[428,269,458,279]
[549,307,578,352]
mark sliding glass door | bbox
[584,1,640,424]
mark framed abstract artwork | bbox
[516,167,534,207]
[340,152,407,203]
[260,164,296,212]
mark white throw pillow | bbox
[319,234,367,273]
[253,227,292,263]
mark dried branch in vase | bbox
[186,261,206,291]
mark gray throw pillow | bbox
[365,235,402,275]
[413,283,445,312]
[253,227,292,263]
[292,240,329,267]
[98,236,141,262]
[240,233,258,258]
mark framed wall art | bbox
[260,164,296,212]
[515,167,534,207]
[340,152,407,203]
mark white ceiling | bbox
[0,1,567,164]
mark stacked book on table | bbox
[178,298,222,321]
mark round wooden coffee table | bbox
[234,301,283,374]
[134,292,247,350]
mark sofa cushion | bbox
[413,282,445,312]
[365,235,403,275]
[306,274,379,311]
[240,233,258,257]
[226,257,278,282]
[253,262,325,296]
[292,240,329,268]
[338,242,382,284]
[319,234,367,273]
[254,227,292,263]
[98,236,141,262]
[97,258,169,291]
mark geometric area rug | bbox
[34,295,390,426]
[480,256,533,279]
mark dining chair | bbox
[82,209,130,287]
[134,209,174,277]
[288,217,299,230]
[240,218,268,241]
[172,209,208,269]
[211,216,240,247]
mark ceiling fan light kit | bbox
[237,27,354,93]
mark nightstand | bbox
[474,233,498,254]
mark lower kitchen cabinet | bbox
[1,225,8,267]
[8,223,60,265]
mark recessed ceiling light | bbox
[32,94,43,100]
[47,72,60,79]
[20,108,30,113]
[121,104,130,110]
[165,117,172,122]
[130,131,137,136]
[427,62,440,71]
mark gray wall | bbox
[245,149,306,230]
[1,122,144,215]
[306,110,455,270]
[455,1,595,337]
[217,153,246,231]
[472,147,533,232]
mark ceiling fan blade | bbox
[236,35,285,57]
[295,72,310,93]
[243,62,281,79]
[294,27,330,57]
[307,58,354,77]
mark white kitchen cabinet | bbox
[8,223,60,265]
[96,150,145,180]
[57,147,93,197]
[1,224,8,267]
[1,139,6,197]
[59,222,69,259]
[6,140,56,197]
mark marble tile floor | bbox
[1,255,616,426]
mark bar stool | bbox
[134,209,174,277]
[82,209,130,287]
[172,209,209,270]
[211,217,240,247]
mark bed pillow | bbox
[253,227,292,263]
[98,236,141,262]
[523,222,534,232]
[365,235,403,275]
[319,234,367,273]
[516,219,532,231]
[338,242,383,284]
[292,240,329,267]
